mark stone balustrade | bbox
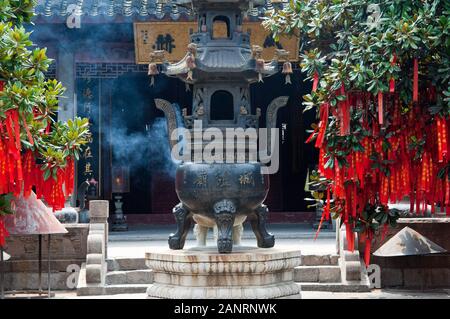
[85,201,109,285]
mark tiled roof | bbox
[34,0,287,19]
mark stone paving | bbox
[41,289,449,299]
[4,223,449,299]
[108,223,337,258]
[5,289,450,299]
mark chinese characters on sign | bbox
[82,84,95,179]
[76,78,100,191]
[153,34,176,53]
[134,22,299,64]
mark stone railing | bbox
[85,201,109,285]
[336,220,365,283]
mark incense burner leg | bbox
[213,200,236,253]
[169,203,192,250]
[250,204,275,248]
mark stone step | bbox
[294,265,341,283]
[298,281,371,292]
[102,282,370,295]
[107,258,148,271]
[105,270,154,285]
[104,284,149,295]
[300,254,339,266]
[106,254,339,270]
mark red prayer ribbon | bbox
[312,72,319,92]
[315,103,329,148]
[378,92,384,125]
[389,54,397,93]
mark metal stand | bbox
[1,246,4,299]
[38,234,53,298]
[47,234,51,298]
[38,234,42,294]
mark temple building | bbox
[31,0,317,225]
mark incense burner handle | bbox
[154,98,180,150]
[265,96,289,153]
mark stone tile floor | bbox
[108,223,337,258]
[4,223,449,299]
[109,223,336,240]
[15,288,446,299]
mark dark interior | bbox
[210,90,234,121]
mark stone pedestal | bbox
[145,246,301,299]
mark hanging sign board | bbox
[134,21,299,64]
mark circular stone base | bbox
[145,246,302,299]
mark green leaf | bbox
[43,169,51,181]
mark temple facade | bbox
[31,0,318,225]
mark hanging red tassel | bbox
[380,174,389,205]
[315,103,329,148]
[22,150,35,198]
[334,159,344,198]
[413,58,419,102]
[364,229,373,266]
[378,92,384,125]
[389,54,397,93]
[346,223,355,252]
[305,127,318,144]
[324,186,331,221]
[64,156,75,196]
[46,169,65,212]
[314,212,325,241]
[439,116,448,162]
[389,79,395,93]
[312,72,319,92]
[437,117,443,162]
[0,145,7,194]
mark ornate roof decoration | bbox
[149,1,287,85]
[34,0,285,19]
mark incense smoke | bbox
[109,103,183,179]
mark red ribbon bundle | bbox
[0,83,75,216]
[1,80,74,246]
[307,84,449,265]
[39,169,66,211]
